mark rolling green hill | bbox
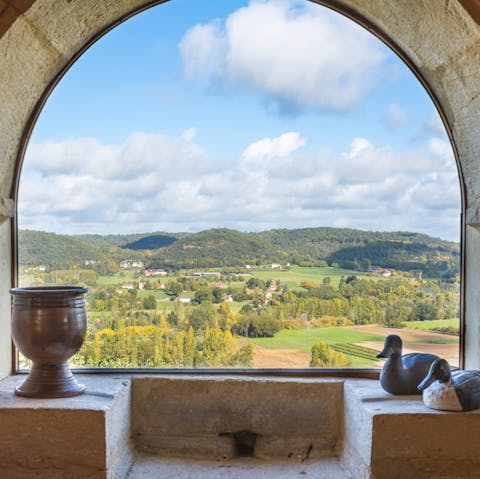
[256,228,459,279]
[18,230,119,274]
[148,228,286,269]
[18,227,459,279]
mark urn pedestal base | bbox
[15,362,85,398]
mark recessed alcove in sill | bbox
[0,374,479,479]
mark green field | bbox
[247,327,385,367]
[97,270,138,285]
[97,271,176,286]
[136,289,169,300]
[228,301,251,313]
[248,327,384,351]
[403,318,459,333]
[252,265,370,290]
[154,300,176,311]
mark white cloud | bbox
[179,22,224,78]
[179,0,386,112]
[345,138,372,160]
[180,127,197,142]
[384,103,411,131]
[241,131,306,163]
[19,131,461,240]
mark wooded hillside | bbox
[18,227,459,279]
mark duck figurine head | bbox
[418,358,480,411]
[377,334,402,359]
[376,334,440,395]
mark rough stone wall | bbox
[132,376,343,459]
[1,0,480,374]
[0,1,36,40]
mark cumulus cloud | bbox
[179,0,386,112]
[241,132,306,169]
[19,131,460,240]
[384,104,411,131]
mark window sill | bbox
[0,374,479,479]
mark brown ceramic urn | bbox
[10,286,87,398]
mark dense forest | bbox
[19,227,459,279]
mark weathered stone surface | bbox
[1,376,480,477]
[0,197,14,222]
[24,0,145,58]
[105,376,133,479]
[371,413,480,479]
[0,221,11,379]
[0,375,133,479]
[342,379,480,479]
[0,1,36,39]
[339,380,374,479]
[127,454,351,479]
[466,203,480,228]
[465,226,480,367]
[132,376,343,459]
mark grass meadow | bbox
[252,265,370,290]
[403,318,459,332]
[247,327,385,367]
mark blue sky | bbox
[20,0,461,240]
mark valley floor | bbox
[247,324,459,369]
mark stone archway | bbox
[1,0,479,377]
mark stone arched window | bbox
[1,0,478,376]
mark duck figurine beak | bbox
[377,349,387,358]
[418,371,435,391]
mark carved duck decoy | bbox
[418,358,480,411]
[377,334,440,395]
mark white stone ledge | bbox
[0,374,479,479]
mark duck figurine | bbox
[418,358,480,411]
[377,334,439,395]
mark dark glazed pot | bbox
[10,286,87,398]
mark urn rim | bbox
[10,286,88,295]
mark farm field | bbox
[97,271,175,286]
[136,289,169,300]
[252,265,370,289]
[403,318,459,333]
[247,324,459,368]
[96,265,370,291]
[247,327,385,368]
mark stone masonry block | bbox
[0,375,132,479]
[132,375,343,459]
